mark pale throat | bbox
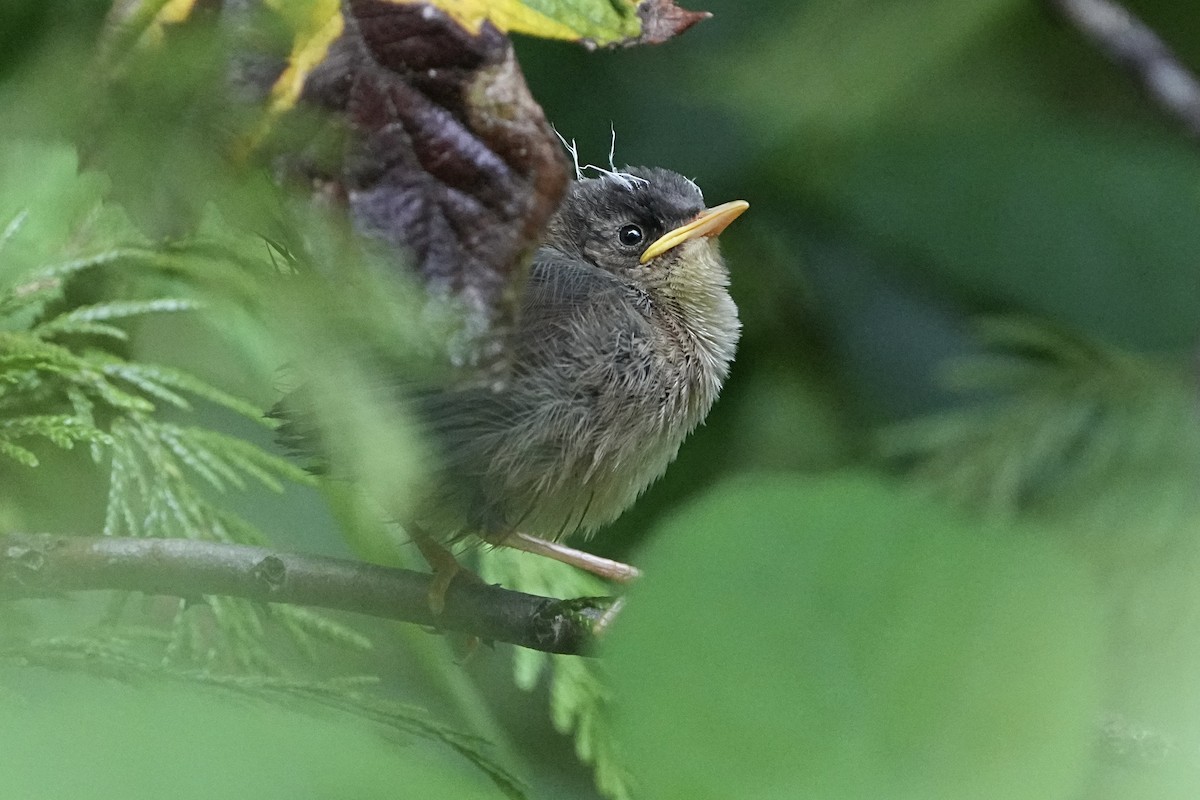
[665,241,739,353]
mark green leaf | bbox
[0,141,112,286]
[0,413,109,449]
[477,548,633,800]
[34,298,202,341]
[606,474,1103,800]
[889,335,1200,795]
[100,361,273,422]
[489,0,642,42]
[0,438,38,466]
[0,670,510,800]
[272,0,692,48]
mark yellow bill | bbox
[640,200,749,264]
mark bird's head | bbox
[542,166,748,297]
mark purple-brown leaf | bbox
[296,1,569,373]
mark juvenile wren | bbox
[418,166,747,580]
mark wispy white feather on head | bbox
[552,124,650,190]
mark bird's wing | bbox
[416,248,652,532]
[515,247,651,363]
[420,247,642,445]
[270,247,649,533]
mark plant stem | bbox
[1047,0,1200,138]
[0,533,612,655]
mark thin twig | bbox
[1046,0,1200,137]
[0,534,613,655]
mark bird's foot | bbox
[498,532,643,583]
[414,533,483,616]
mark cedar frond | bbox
[478,548,634,800]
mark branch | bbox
[0,534,613,655]
[1046,0,1200,138]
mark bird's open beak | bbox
[639,200,749,264]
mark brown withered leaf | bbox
[291,1,569,375]
[633,0,711,46]
[102,0,714,371]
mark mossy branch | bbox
[0,534,612,656]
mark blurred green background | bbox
[2,0,1200,798]
[515,0,1200,551]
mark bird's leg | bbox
[410,529,485,660]
[411,527,481,616]
[497,531,643,583]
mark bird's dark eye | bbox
[618,224,644,247]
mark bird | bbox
[411,165,747,586]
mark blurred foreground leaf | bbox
[606,474,1103,799]
[0,670,506,800]
[0,142,113,278]
[885,321,1200,798]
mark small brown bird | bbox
[416,166,747,582]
